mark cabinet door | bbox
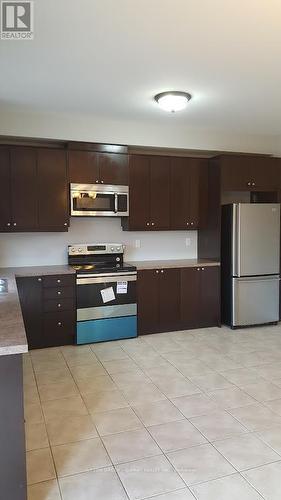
[16,277,43,349]
[220,155,252,191]
[68,150,99,184]
[43,311,76,347]
[170,157,190,229]
[37,149,69,229]
[251,157,279,191]
[150,156,170,229]
[200,266,220,327]
[0,148,11,230]
[158,268,181,332]
[189,159,201,228]
[10,148,38,230]
[128,155,150,229]
[137,270,159,334]
[180,267,201,329]
[99,153,128,185]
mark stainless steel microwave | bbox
[70,183,129,217]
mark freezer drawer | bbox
[232,203,280,276]
[232,276,279,327]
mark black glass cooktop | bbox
[72,262,136,274]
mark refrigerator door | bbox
[232,203,280,276]
[232,275,280,326]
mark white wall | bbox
[0,218,197,267]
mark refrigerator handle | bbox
[232,204,241,277]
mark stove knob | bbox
[111,247,115,252]
[78,248,82,252]
[116,247,121,251]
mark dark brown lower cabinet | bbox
[181,266,220,329]
[137,268,180,334]
[137,265,220,335]
[17,274,76,349]
[0,354,26,500]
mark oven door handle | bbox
[114,193,118,213]
[77,275,137,285]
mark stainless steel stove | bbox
[68,244,137,344]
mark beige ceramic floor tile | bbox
[102,358,138,374]
[133,399,185,427]
[25,422,49,451]
[229,403,281,431]
[121,382,166,406]
[69,363,107,381]
[46,415,98,446]
[27,479,61,500]
[76,374,117,395]
[52,437,111,477]
[38,379,79,402]
[83,389,129,413]
[42,395,88,422]
[191,473,263,500]
[207,386,256,409]
[167,443,235,485]
[148,419,207,452]
[24,384,40,405]
[92,407,143,436]
[59,467,128,500]
[242,380,281,403]
[154,377,201,399]
[242,461,281,500]
[26,448,56,485]
[256,425,281,453]
[191,373,234,391]
[213,433,280,471]
[145,490,197,500]
[190,410,247,441]
[116,454,185,500]
[219,368,262,386]
[35,367,73,387]
[102,427,161,464]
[24,402,44,424]
[171,393,219,418]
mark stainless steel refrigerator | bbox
[221,203,280,328]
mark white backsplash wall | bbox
[0,218,197,268]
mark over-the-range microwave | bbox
[70,183,129,217]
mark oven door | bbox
[70,184,128,217]
[76,272,137,321]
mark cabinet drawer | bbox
[42,274,75,288]
[43,286,75,300]
[43,311,76,347]
[43,297,75,312]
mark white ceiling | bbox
[1,0,281,135]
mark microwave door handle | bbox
[114,193,118,213]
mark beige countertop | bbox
[128,258,220,270]
[0,265,75,356]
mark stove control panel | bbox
[68,244,124,256]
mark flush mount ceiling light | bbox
[154,91,192,112]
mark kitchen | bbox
[1,2,281,500]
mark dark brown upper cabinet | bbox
[0,146,69,232]
[122,154,171,231]
[68,150,128,185]
[220,154,279,191]
[37,149,69,230]
[170,157,201,229]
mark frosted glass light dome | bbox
[154,91,192,112]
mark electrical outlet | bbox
[185,238,191,247]
[135,239,141,248]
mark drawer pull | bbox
[57,279,61,283]
[57,291,62,295]
[38,278,42,282]
[57,303,61,308]
[57,322,62,327]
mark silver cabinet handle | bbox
[186,222,189,226]
[95,180,99,183]
[57,322,62,327]
[57,291,62,295]
[247,181,251,186]
[7,223,11,227]
[252,182,255,186]
[57,279,61,283]
[151,222,155,226]
[57,303,61,308]
[13,222,17,226]
[64,222,68,226]
[101,180,104,184]
[202,267,205,270]
[156,270,159,274]
[38,278,42,282]
[146,222,150,226]
[191,222,194,226]
[197,268,200,271]
[161,270,164,273]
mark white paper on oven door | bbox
[117,281,128,294]
[101,287,115,303]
